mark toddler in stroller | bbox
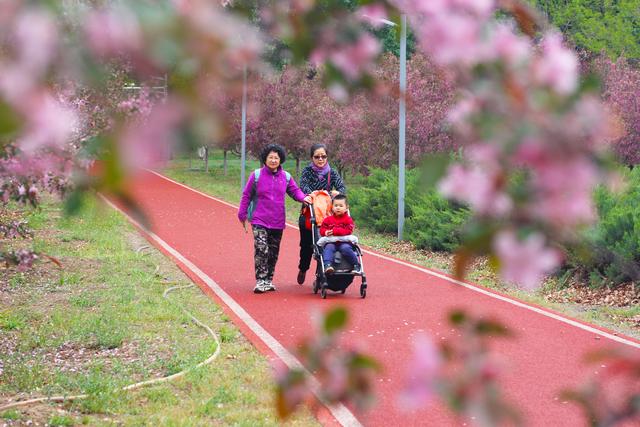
[308,193,367,299]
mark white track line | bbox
[100,194,362,427]
[150,170,640,350]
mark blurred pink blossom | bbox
[329,33,381,80]
[14,9,58,76]
[119,100,184,170]
[0,66,35,103]
[18,94,78,153]
[417,14,483,66]
[531,158,597,228]
[357,4,389,29]
[494,231,561,289]
[400,0,495,66]
[84,8,143,58]
[438,164,511,215]
[486,23,531,66]
[534,33,578,95]
[398,333,441,410]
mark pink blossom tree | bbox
[593,55,640,166]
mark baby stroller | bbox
[307,194,367,299]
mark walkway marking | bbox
[151,170,640,350]
[100,194,362,427]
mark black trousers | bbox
[298,214,314,272]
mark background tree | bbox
[526,0,640,61]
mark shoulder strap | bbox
[327,169,331,191]
[254,168,261,184]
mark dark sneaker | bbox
[297,270,306,285]
[324,265,335,275]
[253,281,267,294]
[351,264,362,274]
[264,281,276,292]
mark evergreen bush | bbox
[349,167,470,252]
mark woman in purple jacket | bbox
[238,144,312,293]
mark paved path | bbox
[108,170,640,426]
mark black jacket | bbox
[299,164,346,195]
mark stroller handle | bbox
[307,201,317,223]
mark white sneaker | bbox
[253,280,267,294]
[264,281,276,292]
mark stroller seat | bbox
[306,192,368,299]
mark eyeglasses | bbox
[313,155,328,159]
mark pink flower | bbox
[325,355,349,399]
[329,33,381,80]
[357,4,390,29]
[438,163,512,215]
[398,333,441,410]
[14,9,58,76]
[534,32,578,95]
[84,8,143,58]
[486,23,530,66]
[531,158,597,228]
[0,65,35,103]
[119,100,184,170]
[417,14,483,66]
[447,96,477,126]
[327,83,349,103]
[494,231,561,290]
[18,94,78,153]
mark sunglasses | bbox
[313,155,328,159]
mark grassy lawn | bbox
[0,196,318,426]
[163,150,639,340]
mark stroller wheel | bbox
[340,288,346,294]
[321,287,327,299]
[313,279,319,294]
[360,283,367,298]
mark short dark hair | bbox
[260,144,286,165]
[333,194,347,204]
[310,143,328,158]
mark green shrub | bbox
[349,167,470,251]
[568,167,640,285]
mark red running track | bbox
[110,170,640,426]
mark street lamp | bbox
[368,15,407,240]
[398,14,407,241]
[240,65,247,191]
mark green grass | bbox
[0,196,319,426]
[162,150,639,340]
[1,409,22,420]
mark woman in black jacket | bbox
[297,143,346,284]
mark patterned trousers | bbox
[252,225,283,282]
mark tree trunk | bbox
[189,152,192,169]
[223,150,228,176]
[204,147,209,173]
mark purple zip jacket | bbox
[238,165,307,230]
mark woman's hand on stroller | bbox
[303,195,313,204]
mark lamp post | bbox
[398,14,407,241]
[369,15,407,240]
[240,65,247,191]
